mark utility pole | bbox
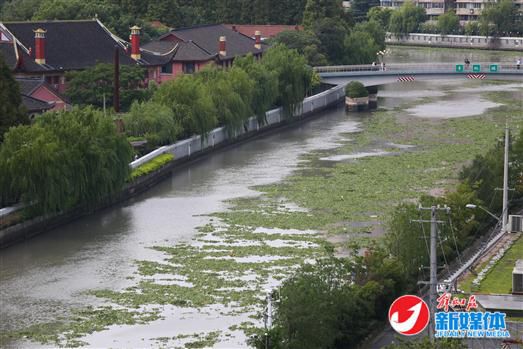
[113,45,120,113]
[413,205,450,342]
[502,125,509,233]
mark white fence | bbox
[386,33,523,51]
[130,84,345,169]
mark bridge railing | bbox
[314,62,523,74]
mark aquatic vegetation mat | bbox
[2,84,522,347]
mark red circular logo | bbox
[388,295,430,336]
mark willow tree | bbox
[152,75,217,138]
[261,44,313,118]
[123,101,182,146]
[195,66,254,136]
[0,107,132,214]
[235,54,279,125]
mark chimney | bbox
[219,36,226,56]
[232,25,237,32]
[254,30,262,49]
[130,25,141,60]
[33,28,46,65]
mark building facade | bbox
[380,0,523,22]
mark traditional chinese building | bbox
[0,20,269,106]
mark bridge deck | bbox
[315,62,523,86]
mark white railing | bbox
[314,62,523,74]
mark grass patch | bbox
[478,235,523,294]
[129,153,174,181]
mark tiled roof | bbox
[0,41,46,72]
[163,24,268,60]
[21,95,53,112]
[17,78,43,95]
[225,24,303,38]
[2,20,136,71]
[142,41,177,54]
[142,40,215,62]
[16,77,70,104]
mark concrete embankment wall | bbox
[0,85,345,248]
[387,33,523,51]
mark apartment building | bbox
[379,0,447,20]
[380,0,523,22]
[455,0,523,22]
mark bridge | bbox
[315,62,523,86]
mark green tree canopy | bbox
[0,107,132,213]
[123,101,182,147]
[261,44,313,117]
[234,54,279,124]
[480,0,519,36]
[302,0,341,29]
[344,30,380,64]
[367,6,393,27]
[351,0,380,22]
[0,54,28,142]
[388,0,426,36]
[312,17,348,65]
[65,63,150,112]
[438,10,460,35]
[152,74,217,138]
[271,30,328,66]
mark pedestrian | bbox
[381,61,385,71]
[464,58,470,69]
[517,58,521,70]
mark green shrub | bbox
[129,153,174,181]
[123,101,182,147]
[345,81,368,98]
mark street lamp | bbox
[465,204,501,221]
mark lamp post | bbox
[465,204,501,222]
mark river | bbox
[1,46,522,348]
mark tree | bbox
[123,101,182,147]
[388,1,426,36]
[261,44,313,117]
[196,66,254,136]
[354,20,386,50]
[344,30,380,64]
[0,107,132,214]
[152,74,217,138]
[367,6,393,27]
[351,0,380,23]
[0,54,28,143]
[438,10,460,35]
[345,81,368,98]
[234,54,279,124]
[65,63,149,112]
[312,17,348,64]
[271,30,328,66]
[302,0,341,29]
[480,0,518,36]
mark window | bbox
[473,3,481,8]
[183,62,195,74]
[161,63,172,74]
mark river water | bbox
[0,47,521,348]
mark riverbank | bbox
[0,85,344,249]
[2,79,521,348]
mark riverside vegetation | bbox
[2,81,521,348]
[0,44,314,216]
